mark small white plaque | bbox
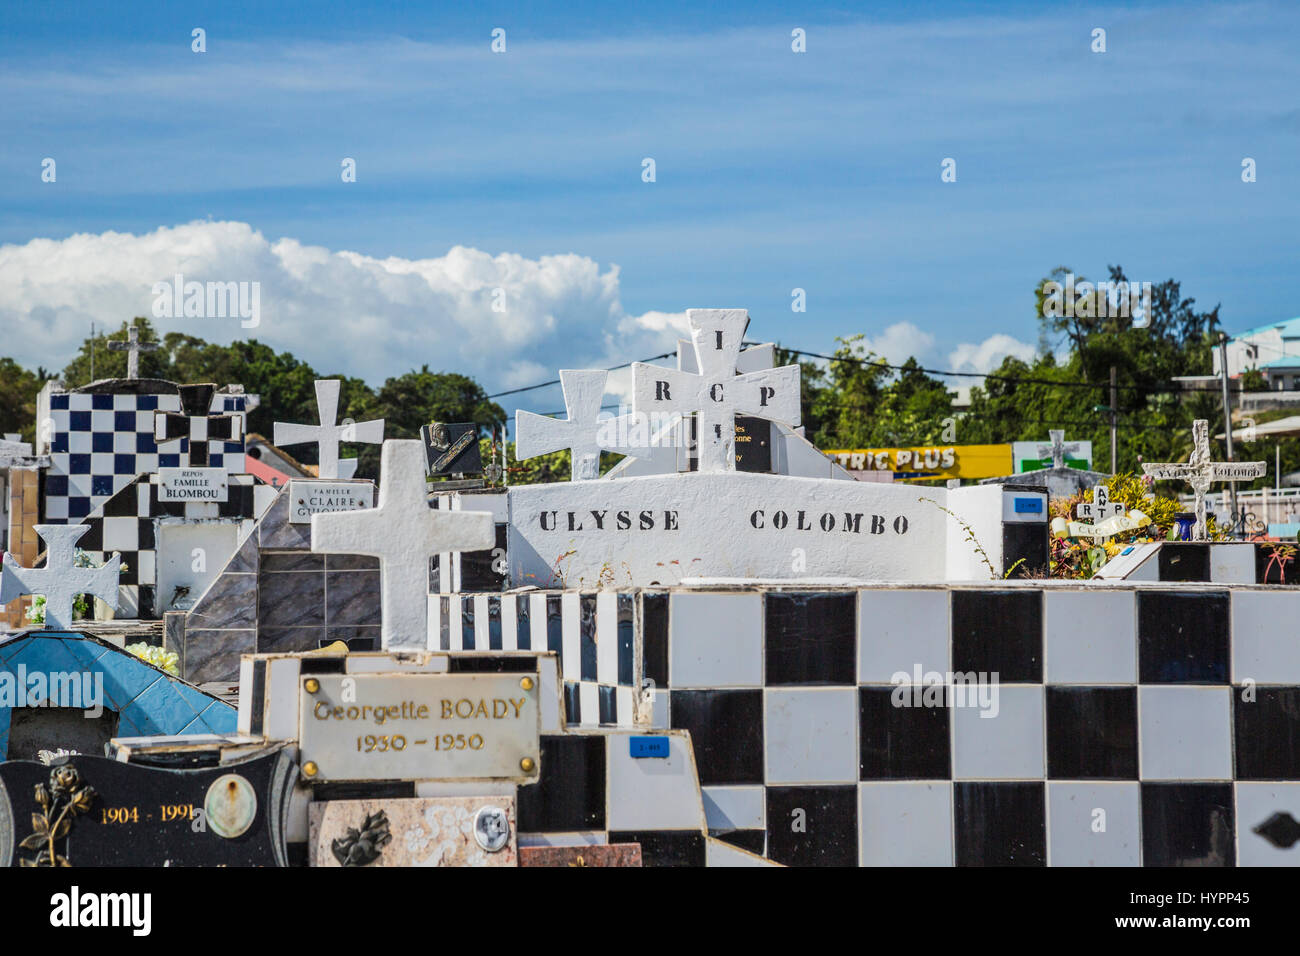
[288,480,374,524]
[298,673,541,782]
[159,467,229,502]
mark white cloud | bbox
[947,334,1038,375]
[860,322,936,367]
[0,221,688,404]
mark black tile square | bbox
[517,734,606,833]
[952,590,1042,682]
[1234,687,1300,779]
[764,592,856,685]
[607,830,705,867]
[1255,543,1300,584]
[859,686,951,779]
[1140,783,1234,866]
[1002,523,1049,578]
[1138,591,1229,683]
[1159,543,1210,582]
[711,829,765,856]
[765,786,858,866]
[954,782,1046,866]
[669,689,763,785]
[1046,687,1138,779]
[642,593,669,687]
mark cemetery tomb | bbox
[37,379,253,522]
[273,378,384,481]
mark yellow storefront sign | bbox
[822,444,1013,481]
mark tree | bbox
[0,358,50,443]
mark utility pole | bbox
[1109,365,1118,474]
[1219,334,1239,534]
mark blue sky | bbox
[0,0,1296,419]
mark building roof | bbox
[1232,317,1300,339]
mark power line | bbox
[487,351,674,399]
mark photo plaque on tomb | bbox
[288,480,374,524]
[159,466,229,503]
[297,672,540,782]
[421,422,482,476]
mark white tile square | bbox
[1235,782,1300,866]
[90,410,114,432]
[113,431,136,454]
[136,410,156,432]
[112,393,135,410]
[1044,590,1136,683]
[1138,686,1232,780]
[90,453,114,477]
[1232,592,1300,683]
[765,687,858,784]
[858,589,950,682]
[578,681,598,725]
[44,497,68,520]
[1210,544,1256,584]
[649,689,670,729]
[69,431,92,454]
[1047,782,1141,866]
[858,782,953,866]
[135,550,155,585]
[669,592,763,687]
[606,734,704,831]
[102,517,139,552]
[702,785,765,831]
[952,684,1045,779]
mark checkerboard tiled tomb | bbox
[37,382,250,522]
[479,584,1300,866]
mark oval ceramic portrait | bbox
[204,774,258,839]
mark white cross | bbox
[310,440,495,649]
[1142,419,1267,541]
[0,525,119,629]
[514,370,653,481]
[274,379,385,480]
[1037,429,1081,470]
[631,309,801,472]
[106,326,160,380]
[1077,484,1125,524]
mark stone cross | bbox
[311,440,495,649]
[274,379,385,480]
[515,370,653,481]
[154,384,244,468]
[106,326,160,381]
[1077,484,1125,524]
[631,309,801,473]
[0,525,119,629]
[1037,429,1081,470]
[1142,419,1267,541]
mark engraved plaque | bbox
[298,673,540,782]
[159,467,229,503]
[287,479,373,523]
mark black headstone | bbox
[421,423,482,476]
[0,747,297,867]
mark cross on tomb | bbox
[273,379,384,480]
[1077,484,1125,524]
[1142,419,1267,541]
[0,525,119,629]
[154,384,244,468]
[310,440,495,649]
[105,326,160,381]
[515,370,653,481]
[1037,429,1082,470]
[631,309,801,473]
